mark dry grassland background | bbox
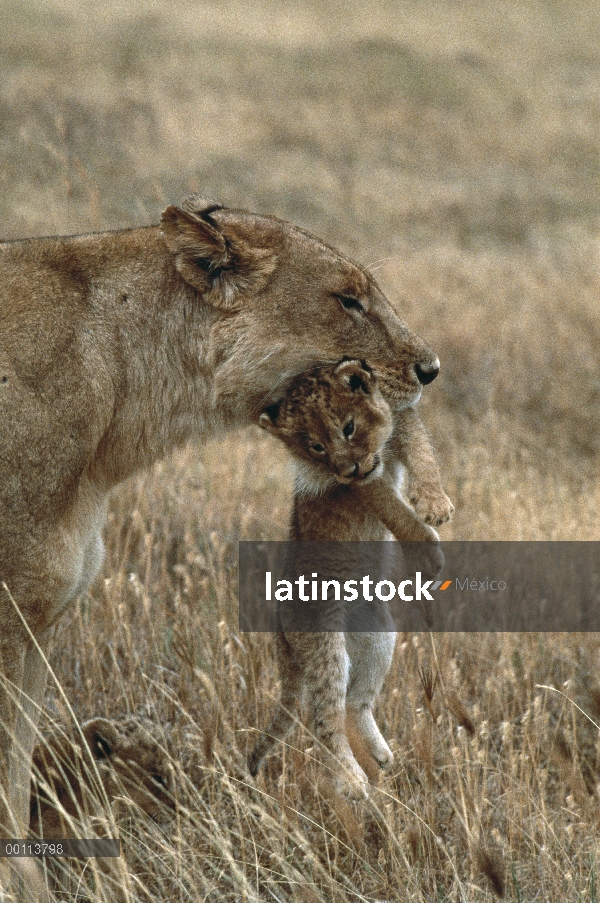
[2,0,600,899]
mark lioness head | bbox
[160,196,439,419]
[259,359,393,486]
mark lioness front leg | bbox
[0,634,53,903]
[389,408,454,527]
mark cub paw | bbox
[372,742,394,770]
[402,532,444,581]
[347,709,394,773]
[337,773,369,801]
[330,757,369,800]
[410,488,454,527]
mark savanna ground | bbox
[2,1,600,899]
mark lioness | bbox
[0,195,439,893]
[249,359,451,797]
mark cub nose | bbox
[414,360,440,385]
[343,457,380,481]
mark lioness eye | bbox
[336,294,364,314]
[343,420,355,438]
[310,443,326,454]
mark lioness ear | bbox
[160,195,277,308]
[334,358,374,394]
[82,718,119,761]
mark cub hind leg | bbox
[249,632,368,799]
[248,633,302,777]
[345,631,396,771]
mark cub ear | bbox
[334,358,375,394]
[160,195,277,308]
[259,402,281,434]
[82,718,120,761]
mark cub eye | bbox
[310,443,326,455]
[336,294,364,314]
[343,420,355,438]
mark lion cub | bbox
[249,359,452,797]
[30,715,173,838]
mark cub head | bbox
[259,359,393,487]
[30,716,173,837]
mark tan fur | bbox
[30,715,173,838]
[0,195,440,889]
[249,360,453,797]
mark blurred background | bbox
[3,0,599,537]
[3,2,600,900]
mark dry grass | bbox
[3,0,600,899]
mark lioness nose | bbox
[414,360,440,385]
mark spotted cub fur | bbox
[30,715,173,838]
[249,359,452,798]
